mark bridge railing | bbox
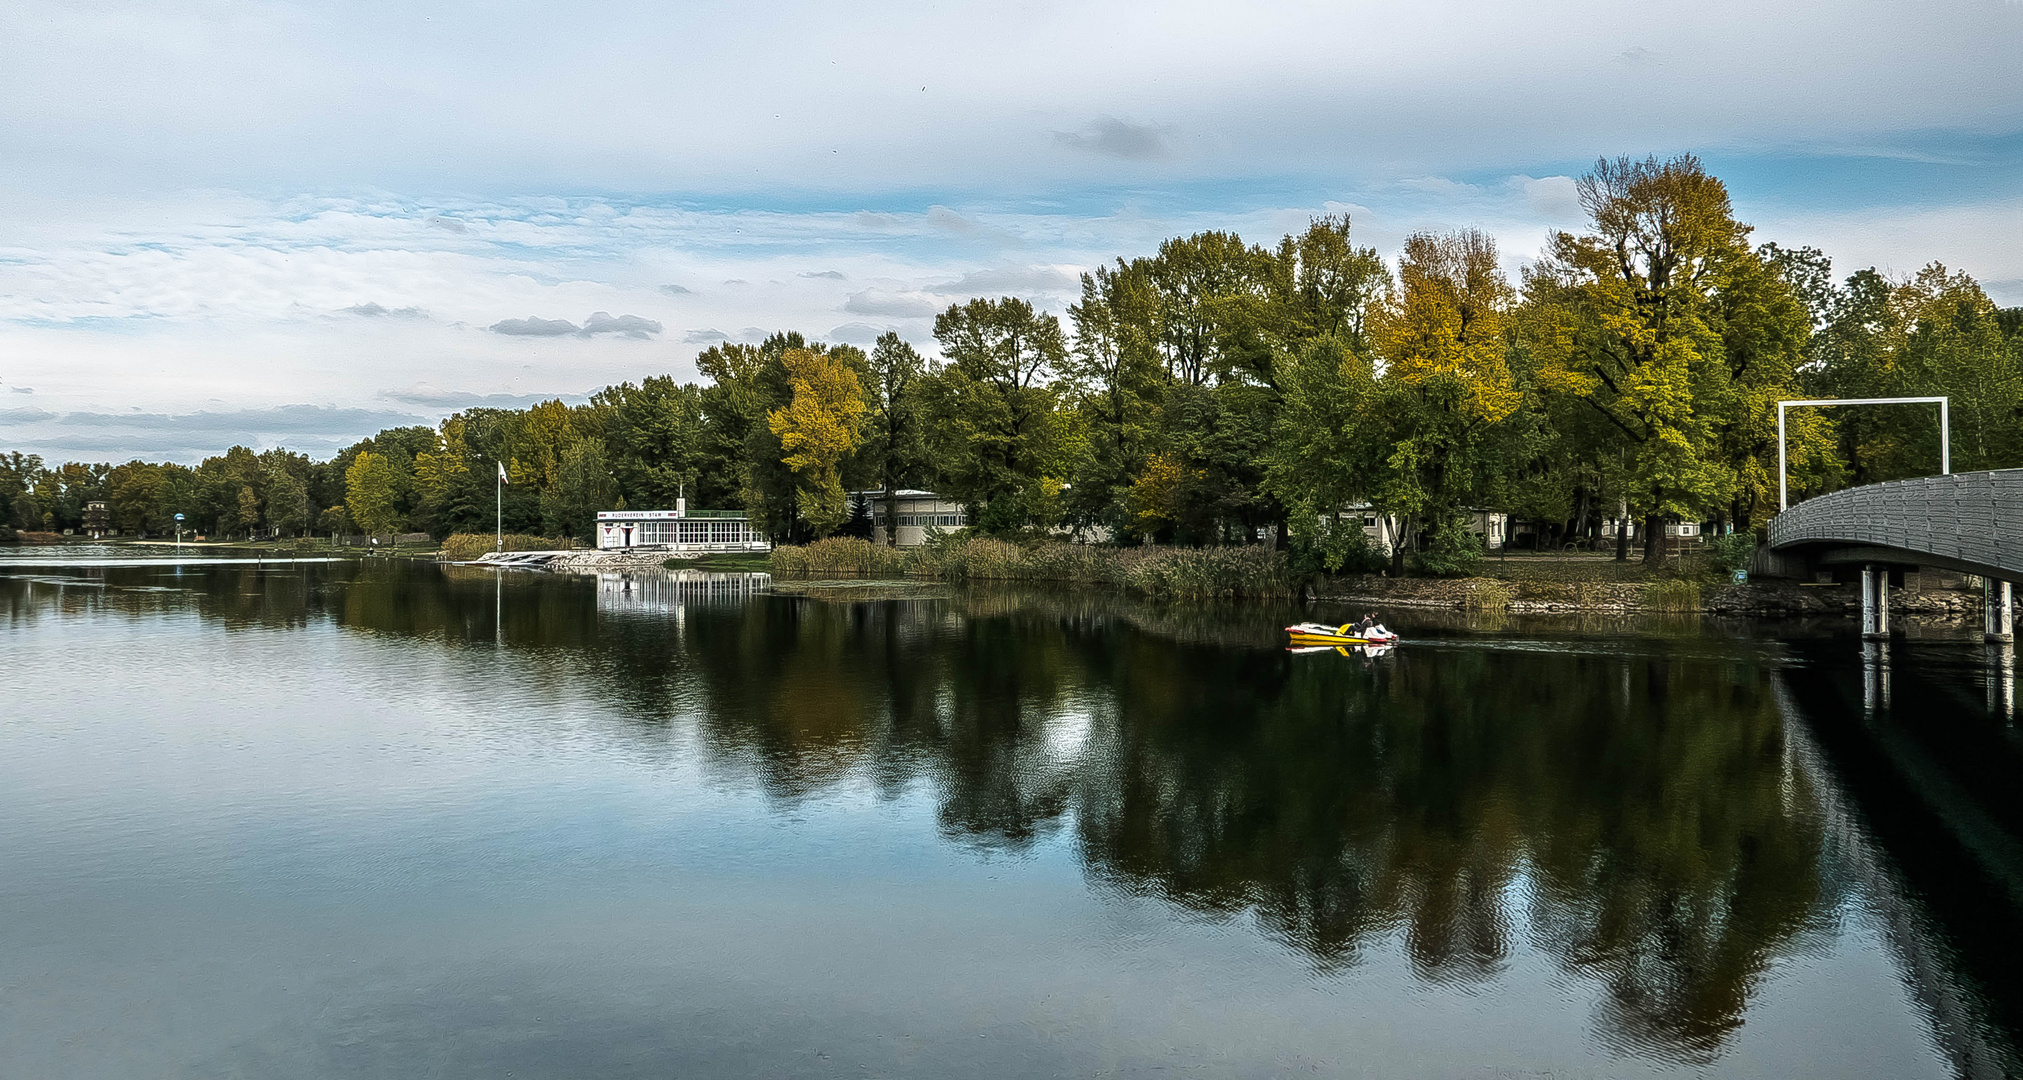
[1768,469,2023,578]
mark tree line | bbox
[5,154,2020,567]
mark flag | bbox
[498,462,509,485]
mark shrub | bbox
[1410,520,1484,578]
[439,532,564,561]
[1705,532,1756,573]
[1288,515,1387,578]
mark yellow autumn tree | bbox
[1368,228,1520,571]
[767,348,866,536]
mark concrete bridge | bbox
[1767,468,2021,640]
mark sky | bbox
[3,0,2020,463]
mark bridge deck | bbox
[1769,469,2023,580]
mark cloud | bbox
[490,312,660,339]
[379,384,589,410]
[490,316,580,336]
[843,289,942,318]
[1054,117,1174,160]
[928,265,1077,296]
[1511,175,1581,221]
[4,404,440,461]
[342,302,427,318]
[51,404,423,432]
[426,216,469,233]
[659,283,692,295]
[686,326,774,343]
[579,311,663,339]
[925,207,984,234]
[9,386,33,394]
[827,322,890,344]
[1615,46,1662,67]
[1,407,56,422]
[800,270,847,280]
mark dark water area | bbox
[3,553,2020,1078]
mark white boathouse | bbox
[596,501,769,552]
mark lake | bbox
[3,553,2019,1078]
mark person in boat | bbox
[1355,613,1392,639]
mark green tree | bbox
[1263,335,1381,570]
[0,451,45,530]
[235,485,262,537]
[926,297,1068,531]
[1065,261,1164,534]
[596,376,707,509]
[864,333,926,545]
[1808,262,2022,483]
[263,460,310,536]
[540,437,619,541]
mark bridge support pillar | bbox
[1983,578,2013,643]
[1861,565,1890,640]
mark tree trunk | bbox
[1642,513,1664,565]
[1389,515,1412,577]
[1614,497,1629,562]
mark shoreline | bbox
[1315,574,1982,619]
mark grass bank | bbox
[770,536,1293,600]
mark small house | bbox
[82,500,111,539]
[856,491,969,547]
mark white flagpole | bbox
[497,461,507,553]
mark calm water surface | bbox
[3,553,2021,1078]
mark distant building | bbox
[1335,504,1507,555]
[82,500,110,539]
[856,490,968,547]
[595,501,768,552]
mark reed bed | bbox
[1461,580,1516,612]
[770,536,1294,599]
[1641,578,1703,613]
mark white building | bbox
[596,501,769,551]
[1336,504,1507,555]
[857,490,969,548]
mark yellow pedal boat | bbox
[1285,621,1400,648]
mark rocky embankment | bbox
[470,548,682,571]
[1315,574,1983,618]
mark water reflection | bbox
[3,560,2018,1072]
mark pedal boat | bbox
[1285,622,1399,647]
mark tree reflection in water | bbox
[495,567,1826,1061]
[0,561,1850,1062]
